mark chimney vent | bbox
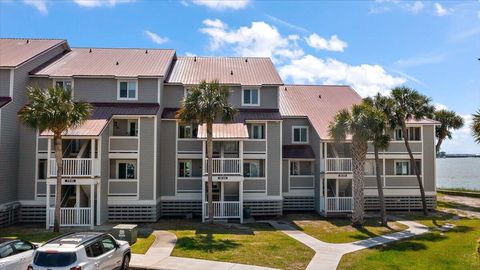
[245,58,248,63]
[194,56,197,62]
[116,61,119,66]
[319,94,322,99]
[230,70,233,75]
[26,39,29,44]
[145,50,148,54]
[89,48,92,53]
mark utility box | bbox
[112,224,138,244]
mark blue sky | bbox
[1,0,479,153]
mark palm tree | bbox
[385,87,434,215]
[433,109,464,154]
[176,80,236,224]
[364,94,391,226]
[18,85,91,232]
[472,110,480,144]
[329,103,379,226]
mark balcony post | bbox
[45,183,50,229]
[201,180,205,223]
[90,183,94,229]
[239,181,244,223]
[202,141,206,175]
[90,139,95,178]
[47,138,51,178]
[239,141,244,176]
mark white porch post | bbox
[201,180,205,223]
[239,141,244,175]
[47,138,51,178]
[239,181,244,223]
[90,183,94,229]
[96,182,101,225]
[46,184,50,229]
[90,139,95,178]
[220,182,224,217]
[202,141,206,175]
[76,185,80,224]
[324,177,328,216]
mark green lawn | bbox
[284,213,408,243]
[337,217,480,270]
[153,219,314,270]
[130,233,156,254]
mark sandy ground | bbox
[439,194,480,218]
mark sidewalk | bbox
[267,218,430,270]
[130,230,278,270]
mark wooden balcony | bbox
[49,158,100,177]
[203,158,241,175]
[326,158,352,172]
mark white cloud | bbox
[406,1,424,14]
[265,14,309,34]
[23,0,47,14]
[434,3,449,16]
[304,33,348,52]
[394,53,445,68]
[191,0,249,10]
[144,30,169,44]
[199,19,304,63]
[279,55,406,97]
[441,114,480,154]
[434,103,448,111]
[73,0,134,8]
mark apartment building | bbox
[0,38,438,228]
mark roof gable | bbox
[0,38,66,68]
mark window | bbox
[0,244,14,258]
[290,161,313,175]
[364,160,376,175]
[395,161,410,175]
[34,252,77,267]
[13,241,33,253]
[55,80,73,91]
[250,124,265,139]
[85,241,104,258]
[117,160,136,179]
[242,89,259,106]
[243,160,260,177]
[179,160,192,177]
[118,80,137,100]
[224,141,239,153]
[395,127,421,141]
[292,126,308,143]
[179,125,197,139]
[101,237,116,252]
[127,120,138,136]
[38,159,47,179]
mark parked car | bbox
[0,238,37,270]
[28,232,130,270]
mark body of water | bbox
[436,158,480,190]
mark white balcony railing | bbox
[203,158,241,175]
[48,207,92,227]
[204,201,241,218]
[326,158,352,172]
[49,158,100,177]
[325,197,353,212]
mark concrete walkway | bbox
[130,230,278,270]
[267,218,430,270]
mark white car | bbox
[28,232,130,270]
[0,238,37,270]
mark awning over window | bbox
[0,97,12,109]
[283,145,316,159]
[197,123,249,139]
[40,119,109,137]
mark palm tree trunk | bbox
[351,137,367,226]
[435,138,443,154]
[374,145,387,226]
[53,133,63,232]
[207,122,214,224]
[401,122,428,215]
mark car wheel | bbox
[121,254,130,270]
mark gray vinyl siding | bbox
[244,179,266,192]
[0,69,10,97]
[267,121,281,196]
[139,117,155,200]
[69,78,158,103]
[163,85,279,109]
[282,160,289,193]
[159,120,176,196]
[282,118,310,144]
[177,179,201,192]
[28,77,51,89]
[100,131,109,224]
[422,125,435,192]
[14,43,67,203]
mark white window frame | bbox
[115,160,137,179]
[178,160,192,178]
[127,119,139,137]
[117,80,138,100]
[242,88,260,106]
[53,78,74,91]
[394,160,410,176]
[250,123,265,140]
[179,124,197,139]
[292,126,309,144]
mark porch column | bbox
[90,139,95,178]
[90,183,94,229]
[324,178,327,216]
[76,185,80,225]
[220,182,224,217]
[239,141,244,176]
[45,184,50,229]
[96,182,101,226]
[201,180,205,223]
[47,138,51,178]
[202,141,206,175]
[239,181,244,223]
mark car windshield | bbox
[34,251,77,267]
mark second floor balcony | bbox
[325,142,352,173]
[203,158,241,175]
[49,158,101,177]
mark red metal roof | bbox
[32,48,175,77]
[0,38,66,68]
[0,97,12,109]
[165,56,283,85]
[40,102,159,137]
[197,123,249,139]
[406,118,441,125]
[280,85,362,139]
[161,108,281,122]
